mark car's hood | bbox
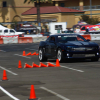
[64,41,98,46]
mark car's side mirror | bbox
[86,39,90,41]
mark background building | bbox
[0,0,100,28]
[22,6,84,29]
[0,0,33,24]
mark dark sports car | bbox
[38,34,99,62]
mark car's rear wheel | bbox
[91,57,99,62]
[57,49,64,62]
[39,48,47,62]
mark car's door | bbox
[45,36,57,57]
[4,29,9,35]
[45,37,51,57]
[9,29,15,35]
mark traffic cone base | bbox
[36,53,39,55]
[39,62,48,67]
[18,60,22,68]
[47,62,55,67]
[23,51,25,56]
[32,62,40,68]
[31,52,36,56]
[56,59,60,67]
[28,98,38,100]
[2,70,8,81]
[28,85,38,100]
[24,63,33,68]
[26,52,32,56]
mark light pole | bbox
[90,0,92,18]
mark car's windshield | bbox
[57,35,86,43]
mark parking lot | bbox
[0,41,100,100]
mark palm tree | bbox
[24,0,52,26]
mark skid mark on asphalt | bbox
[0,66,18,75]
[0,86,19,100]
[40,87,70,100]
[14,54,31,59]
[51,63,84,72]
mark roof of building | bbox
[22,6,84,15]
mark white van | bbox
[0,29,24,37]
[0,25,24,37]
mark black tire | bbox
[57,48,64,62]
[91,57,99,62]
[38,48,47,62]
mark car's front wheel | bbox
[39,48,47,62]
[57,49,64,62]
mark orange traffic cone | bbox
[24,63,33,68]
[32,62,40,68]
[39,62,48,67]
[56,59,60,67]
[36,53,39,55]
[18,60,22,68]
[2,70,8,81]
[23,51,26,56]
[26,52,32,56]
[47,62,55,67]
[31,52,36,56]
[28,85,37,100]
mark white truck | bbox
[48,22,67,34]
[0,25,24,37]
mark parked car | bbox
[38,34,99,62]
[80,25,100,33]
[0,25,24,37]
[41,32,51,36]
[63,30,73,33]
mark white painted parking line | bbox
[61,66,84,72]
[51,63,84,73]
[14,54,31,59]
[0,66,18,75]
[40,87,70,100]
[0,86,19,100]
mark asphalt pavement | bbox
[0,41,100,100]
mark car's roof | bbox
[50,34,79,36]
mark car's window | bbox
[57,35,86,43]
[46,36,50,42]
[50,37,55,42]
[4,30,8,33]
[10,30,15,33]
[46,36,55,42]
[0,30,2,33]
[81,27,86,30]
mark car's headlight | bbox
[66,46,74,51]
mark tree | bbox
[80,15,100,25]
[24,0,52,26]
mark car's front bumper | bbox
[63,51,99,59]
